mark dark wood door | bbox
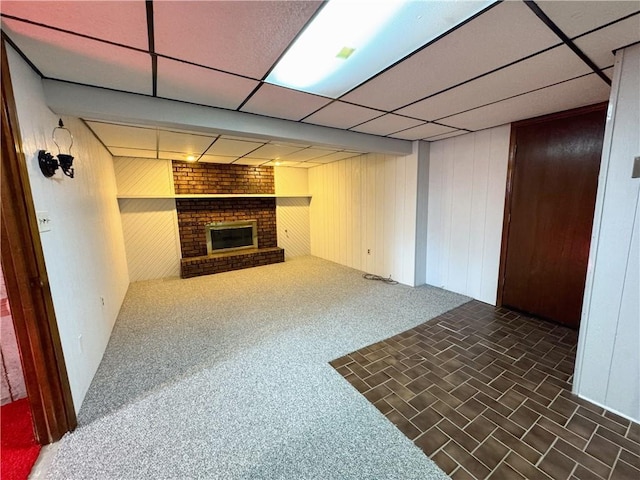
[501,106,606,328]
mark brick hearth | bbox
[181,247,284,278]
[172,162,284,278]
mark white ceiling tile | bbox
[443,72,611,131]
[350,114,423,136]
[153,1,322,78]
[86,122,156,149]
[303,102,382,129]
[342,1,560,111]
[397,45,592,121]
[156,57,258,110]
[233,158,269,166]
[246,144,306,160]
[158,130,214,154]
[1,1,149,49]
[205,138,263,157]
[425,130,469,142]
[537,1,640,38]
[390,123,458,141]
[109,147,157,159]
[281,148,336,162]
[2,19,152,94]
[199,155,237,164]
[240,84,332,121]
[574,14,640,68]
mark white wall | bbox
[308,149,422,286]
[113,157,181,281]
[426,125,510,304]
[574,44,640,422]
[274,167,311,259]
[7,46,130,412]
[274,166,308,195]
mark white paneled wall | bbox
[309,152,420,286]
[8,47,129,411]
[274,167,311,259]
[426,125,510,304]
[276,198,311,259]
[118,199,181,280]
[274,166,309,195]
[575,44,640,422]
[113,158,181,281]
[113,157,174,196]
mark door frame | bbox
[1,40,76,443]
[496,102,609,308]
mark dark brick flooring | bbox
[330,300,640,479]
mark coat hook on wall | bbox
[38,119,75,178]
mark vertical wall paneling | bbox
[414,142,429,286]
[467,130,491,300]
[7,47,129,411]
[425,141,444,287]
[351,157,359,271]
[339,161,347,266]
[308,149,421,286]
[425,125,510,304]
[574,44,640,422]
[383,156,396,277]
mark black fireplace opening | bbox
[206,220,258,254]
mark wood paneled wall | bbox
[575,45,640,422]
[276,198,310,259]
[118,198,181,281]
[114,158,181,281]
[7,46,129,411]
[308,152,420,286]
[426,125,510,304]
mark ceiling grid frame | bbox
[0,0,637,164]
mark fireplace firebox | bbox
[206,220,258,255]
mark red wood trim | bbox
[1,39,77,444]
[496,124,517,307]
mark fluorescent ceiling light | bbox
[266,0,494,98]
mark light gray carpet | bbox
[47,256,469,479]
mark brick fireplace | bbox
[173,162,284,278]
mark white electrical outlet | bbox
[78,334,83,353]
[36,211,52,232]
[100,296,105,308]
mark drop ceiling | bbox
[1,1,638,167]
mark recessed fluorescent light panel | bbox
[266,0,494,98]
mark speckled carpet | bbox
[46,256,469,479]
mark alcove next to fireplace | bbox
[173,162,284,278]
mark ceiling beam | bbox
[42,80,414,155]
